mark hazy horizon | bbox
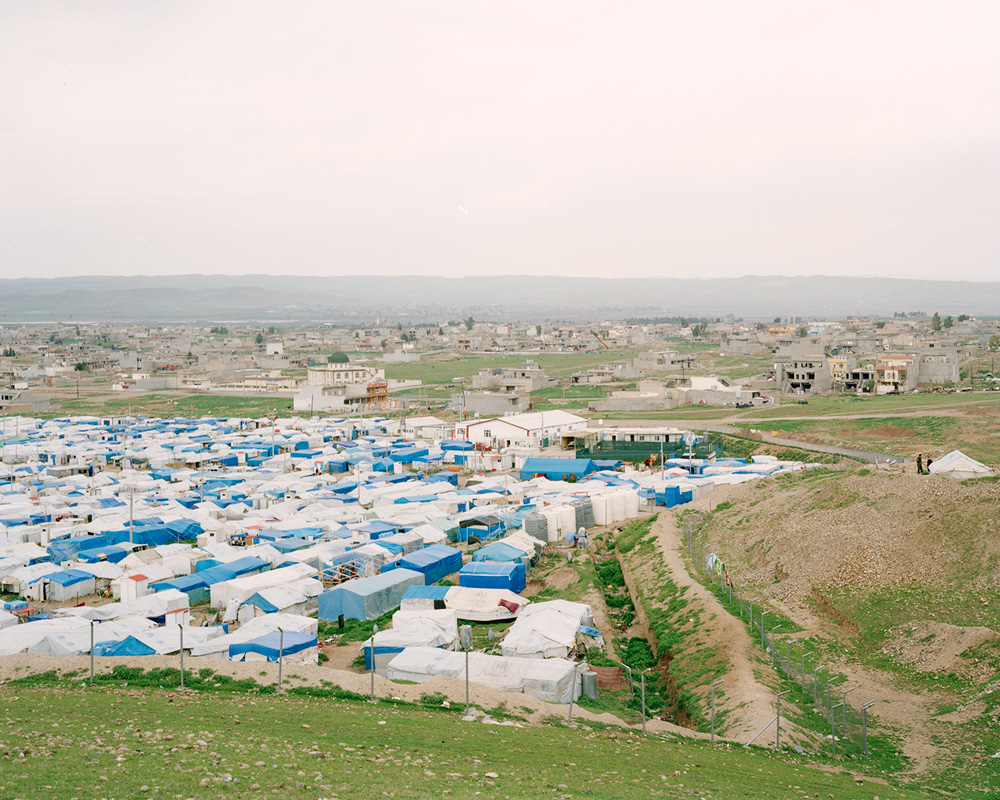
[2,2,998,282]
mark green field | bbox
[41,392,295,420]
[0,679,930,800]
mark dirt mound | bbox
[859,425,918,440]
[704,471,1000,602]
[880,621,998,681]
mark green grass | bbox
[0,683,936,799]
[41,392,295,420]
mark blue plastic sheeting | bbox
[387,544,462,586]
[241,592,282,614]
[439,440,474,451]
[361,644,410,670]
[471,542,526,563]
[518,457,598,481]
[458,561,527,593]
[318,568,424,622]
[48,534,112,564]
[401,585,450,601]
[423,473,458,486]
[77,545,129,564]
[229,630,317,661]
[357,520,398,540]
[155,556,268,593]
[100,636,157,657]
[268,538,312,554]
[46,568,94,587]
[390,446,429,464]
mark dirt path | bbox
[649,510,780,742]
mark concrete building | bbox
[307,365,384,386]
[875,354,917,394]
[450,390,530,416]
[776,354,832,394]
[471,361,552,393]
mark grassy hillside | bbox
[697,469,1000,792]
[0,676,929,800]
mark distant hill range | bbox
[0,274,995,323]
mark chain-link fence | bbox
[682,510,876,758]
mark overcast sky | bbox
[1,1,998,282]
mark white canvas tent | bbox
[387,645,585,703]
[928,450,993,481]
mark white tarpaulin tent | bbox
[928,450,994,480]
[387,645,585,703]
[501,599,594,659]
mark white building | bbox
[457,410,586,449]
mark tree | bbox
[268,326,276,334]
[680,317,688,327]
[931,312,941,331]
[943,315,953,328]
[255,332,264,344]
[354,331,360,339]
[438,327,444,336]
[796,326,808,337]
[327,351,350,363]
[465,316,474,331]
[989,334,1000,352]
[958,314,969,322]
[874,320,885,329]
[74,362,88,371]
[773,317,781,324]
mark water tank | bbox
[581,671,599,699]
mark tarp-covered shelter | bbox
[318,568,424,621]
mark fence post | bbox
[711,678,725,744]
[862,700,875,758]
[640,667,652,735]
[776,690,790,750]
[842,687,855,739]
[831,702,844,757]
[368,624,378,701]
[179,625,184,690]
[90,620,95,685]
[826,675,841,722]
[813,666,826,707]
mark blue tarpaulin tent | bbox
[229,630,317,661]
[318,568,424,621]
[386,544,462,586]
[518,458,598,481]
[77,545,129,564]
[458,561,527,593]
[98,636,156,657]
[471,541,526,563]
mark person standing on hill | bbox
[926,457,933,474]
[917,454,924,475]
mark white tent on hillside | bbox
[928,450,993,481]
